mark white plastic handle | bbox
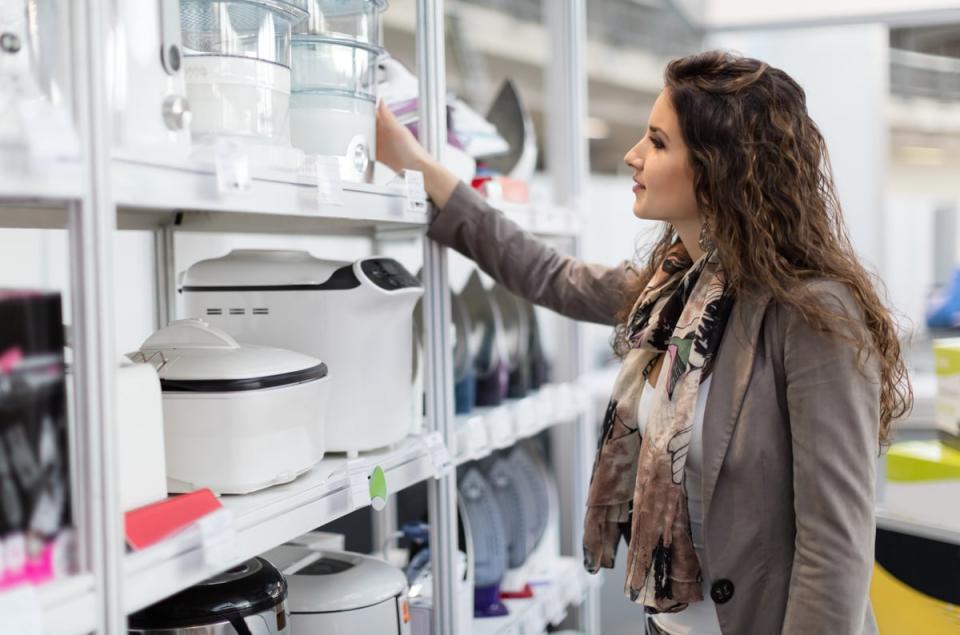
[140,318,239,351]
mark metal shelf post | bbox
[416,1,459,634]
[69,1,124,632]
[545,1,600,633]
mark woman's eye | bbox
[651,137,665,149]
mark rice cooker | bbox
[131,319,330,495]
[181,250,423,456]
[262,545,411,634]
[129,557,290,634]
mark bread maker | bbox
[263,545,411,633]
[181,250,423,455]
[132,319,330,495]
[129,557,291,634]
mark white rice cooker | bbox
[181,250,423,456]
[262,545,411,634]
[132,319,330,495]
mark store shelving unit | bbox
[454,382,589,465]
[0,1,595,633]
[471,557,594,635]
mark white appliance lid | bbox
[135,319,327,390]
[264,546,406,612]
[182,249,352,289]
[181,250,422,294]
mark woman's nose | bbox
[624,141,643,168]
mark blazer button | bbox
[710,579,735,604]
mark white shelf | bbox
[876,507,960,546]
[472,556,591,635]
[0,574,97,635]
[0,159,83,204]
[123,433,441,614]
[495,200,581,238]
[38,575,98,635]
[455,382,589,465]
[113,158,428,233]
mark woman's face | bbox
[624,89,699,224]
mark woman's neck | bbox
[674,218,705,262]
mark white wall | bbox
[705,0,960,28]
[708,24,890,273]
[885,152,960,331]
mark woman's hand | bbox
[376,100,433,174]
[376,100,459,208]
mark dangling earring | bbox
[698,220,715,253]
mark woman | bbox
[377,50,911,634]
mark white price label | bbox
[404,169,427,214]
[423,432,452,478]
[198,508,236,568]
[0,584,44,634]
[315,156,344,206]
[347,461,372,509]
[214,138,251,195]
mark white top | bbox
[636,373,722,635]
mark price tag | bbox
[423,431,452,478]
[404,169,427,214]
[214,138,251,195]
[0,584,43,634]
[198,508,236,568]
[315,156,344,206]
[347,461,372,509]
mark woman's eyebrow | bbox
[648,125,670,141]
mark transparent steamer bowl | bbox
[179,0,308,144]
[297,0,387,47]
[289,36,379,180]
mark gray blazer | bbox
[429,183,881,634]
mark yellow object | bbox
[933,339,960,436]
[887,441,960,482]
[871,563,960,634]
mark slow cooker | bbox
[132,318,330,495]
[129,557,290,634]
[263,545,411,633]
[181,250,422,456]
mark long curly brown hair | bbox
[615,50,911,446]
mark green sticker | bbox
[369,465,388,511]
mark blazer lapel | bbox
[700,291,771,521]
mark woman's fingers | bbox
[376,100,428,173]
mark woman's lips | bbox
[633,182,645,193]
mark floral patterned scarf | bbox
[583,242,733,612]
